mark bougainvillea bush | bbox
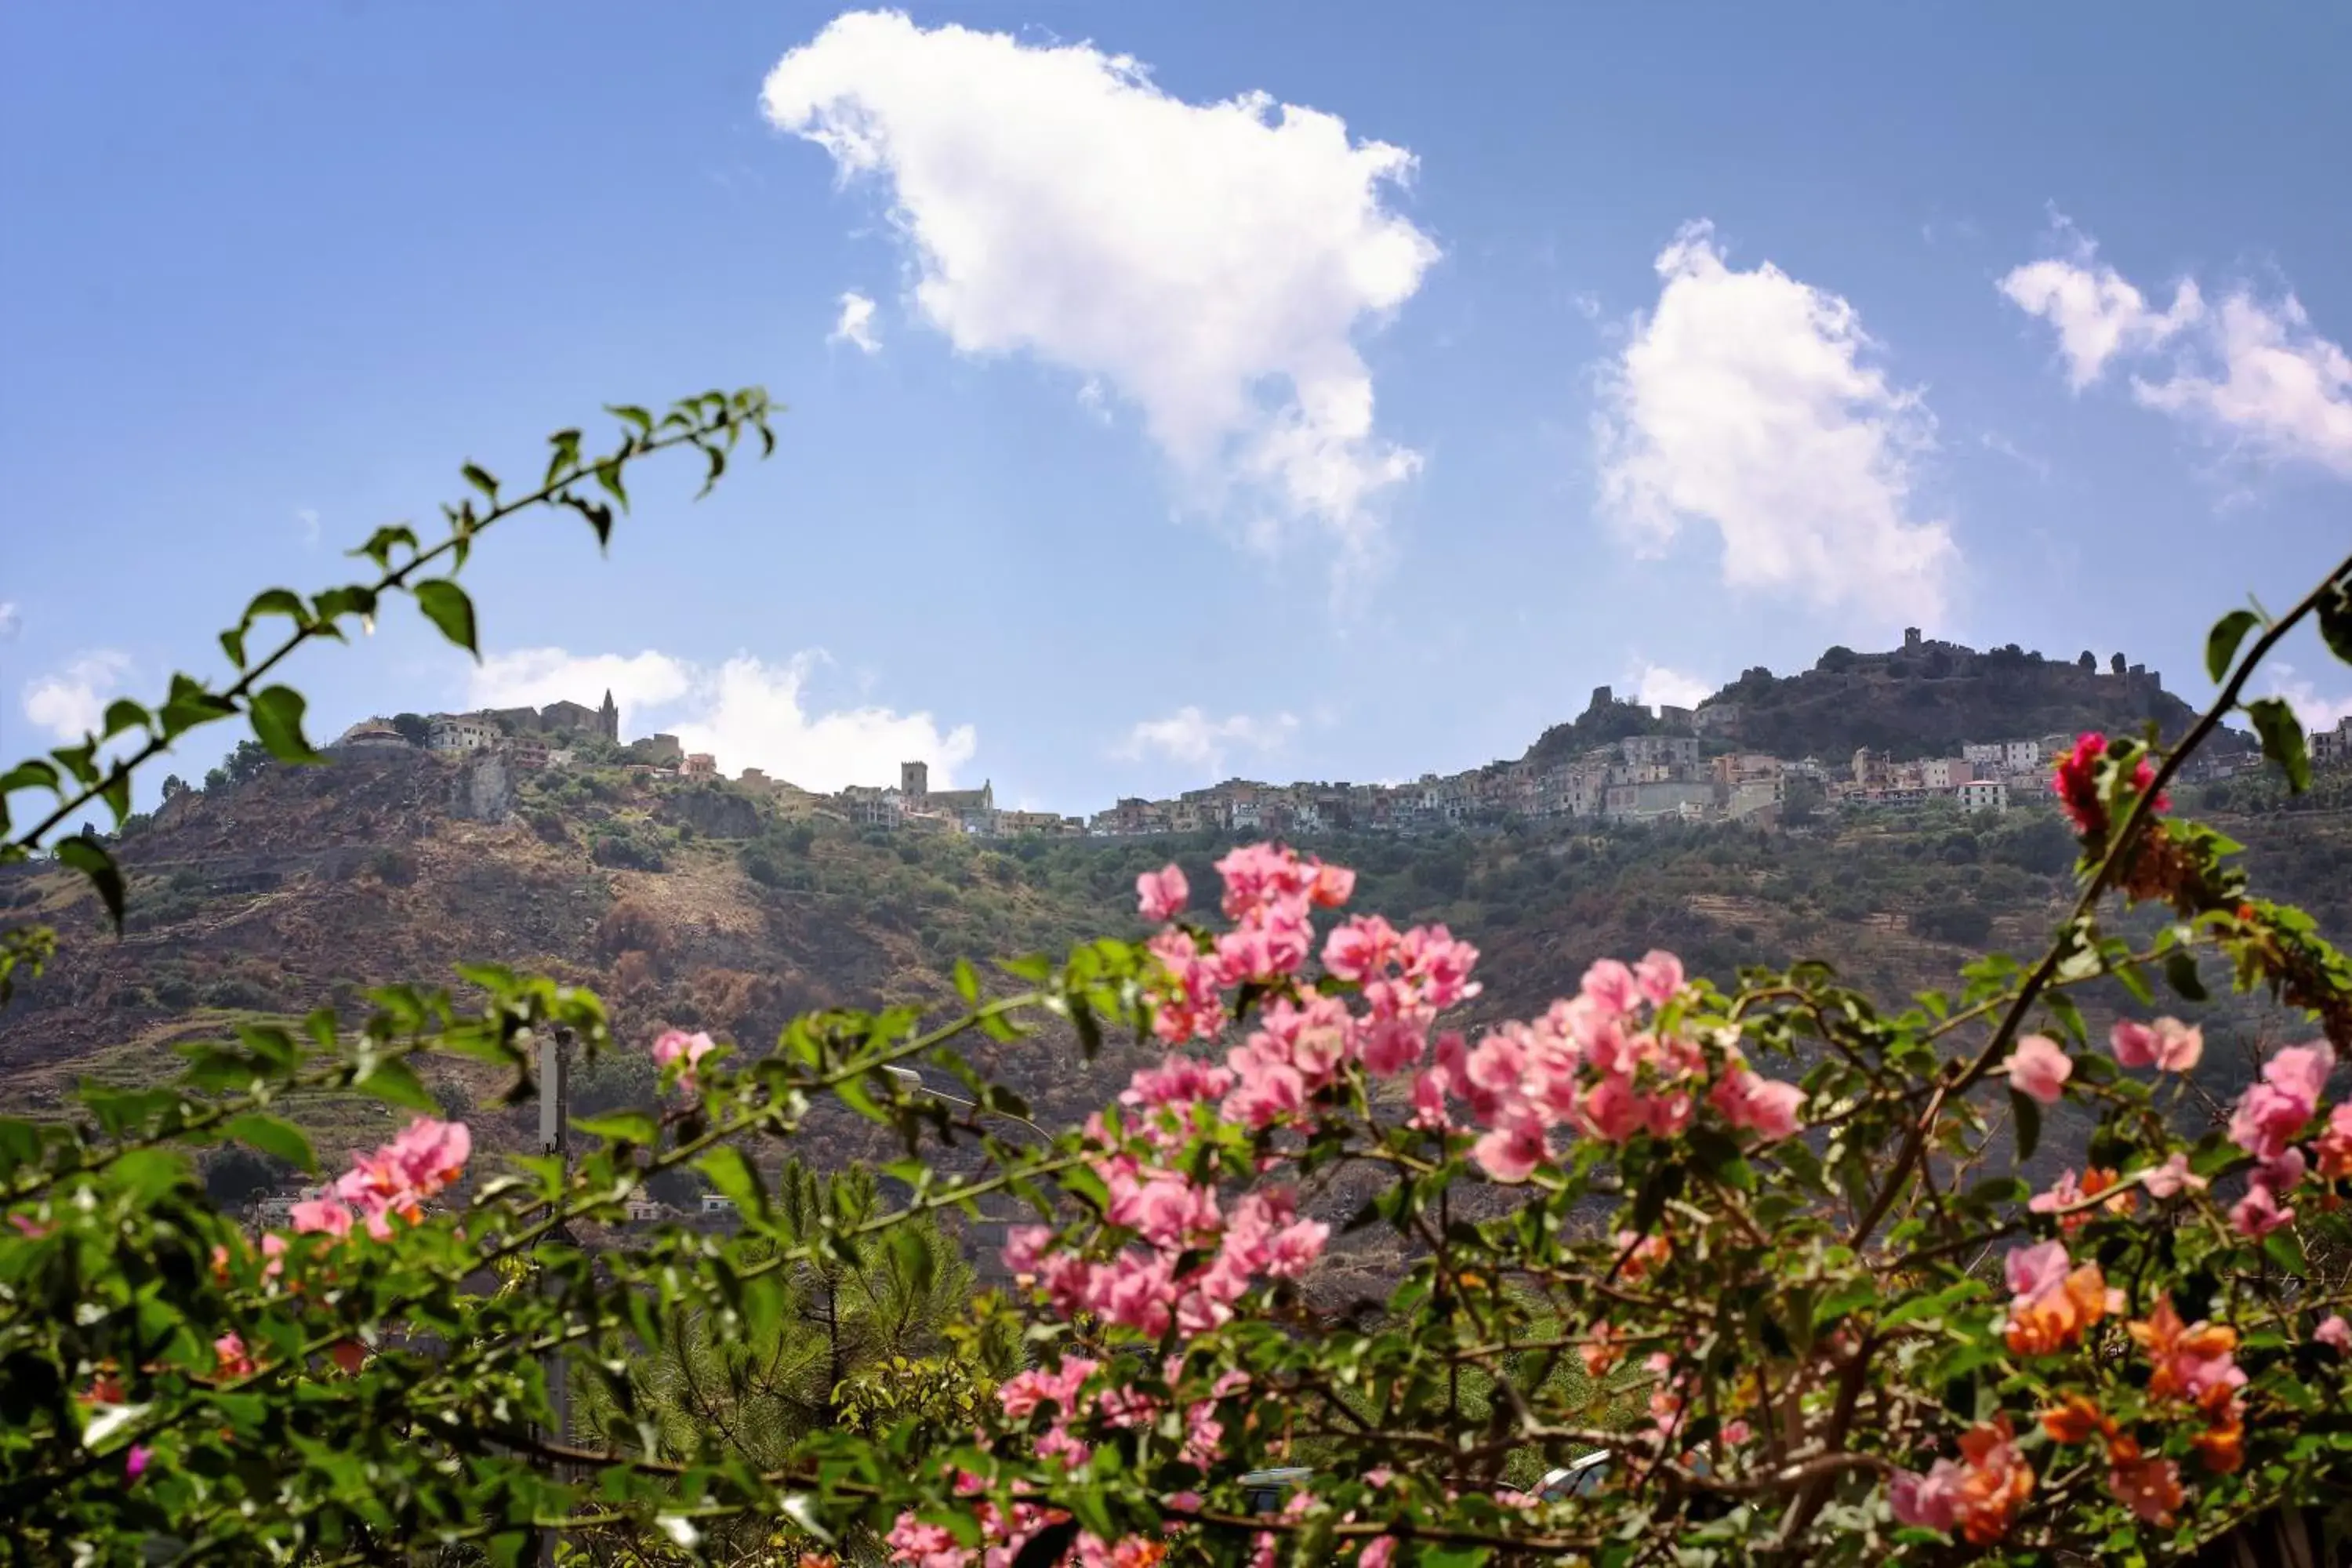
[6,389,2352,1566]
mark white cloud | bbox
[467,647,974,793]
[1997,245,2201,391]
[763,10,1439,568]
[1595,221,1957,623]
[23,649,132,742]
[829,290,880,354]
[296,508,321,547]
[2267,663,2352,734]
[2001,223,2352,476]
[0,602,19,641]
[1628,661,1713,711]
[1116,706,1297,776]
[2133,292,2352,475]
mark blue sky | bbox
[5,2,2350,815]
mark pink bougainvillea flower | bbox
[290,1196,354,1238]
[2001,1034,2072,1105]
[1135,864,1189,923]
[2316,1103,2352,1178]
[1710,1067,1804,1141]
[125,1444,151,1480]
[2139,1152,2207,1200]
[1634,949,1686,1006]
[2230,1041,2333,1162]
[1356,1539,1396,1568]
[1581,958,1641,1019]
[336,1116,471,1238]
[1308,860,1356,909]
[2318,1315,2352,1352]
[1472,1120,1548,1184]
[2228,1178,2294,1239]
[213,1332,255,1380]
[2109,1016,2199,1070]
[651,1029,717,1094]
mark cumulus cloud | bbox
[1116,706,1297,776]
[467,647,975,793]
[1595,222,1957,623]
[2001,223,2352,476]
[22,649,132,742]
[1629,661,1714,712]
[763,10,1439,568]
[829,291,880,354]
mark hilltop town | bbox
[340,629,2320,842]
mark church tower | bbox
[900,760,929,802]
[599,689,619,744]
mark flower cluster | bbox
[652,1028,718,1094]
[2033,1297,2247,1527]
[1436,953,1804,1182]
[289,1116,470,1241]
[2052,731,2166,841]
[2224,1040,2340,1236]
[1889,1415,2034,1545]
[1999,1240,2118,1358]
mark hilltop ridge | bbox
[1526,628,2214,771]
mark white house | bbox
[1958,780,2009,814]
[427,713,497,753]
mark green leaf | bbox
[697,1145,768,1220]
[248,685,325,765]
[354,1054,436,1111]
[56,837,125,931]
[224,1112,318,1174]
[573,1111,656,1146]
[99,699,150,742]
[460,462,499,501]
[413,579,479,657]
[2246,696,2311,792]
[2163,949,2209,1002]
[2206,608,2262,682]
[2009,1090,2042,1163]
[2318,581,2352,668]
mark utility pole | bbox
[538,1026,572,1568]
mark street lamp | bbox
[882,1063,1051,1142]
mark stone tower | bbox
[900,760,929,802]
[599,690,619,744]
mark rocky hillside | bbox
[1,742,2343,1181]
[1526,634,2223,770]
[1699,637,2211,760]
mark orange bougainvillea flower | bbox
[2039,1395,2115,1445]
[2191,1410,2245,1475]
[2129,1298,2248,1414]
[329,1340,367,1376]
[1954,1415,2035,1545]
[2002,1243,2118,1357]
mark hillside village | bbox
[332,628,2337,843]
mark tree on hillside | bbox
[2078,650,2096,671]
[389,712,431,746]
[2112,651,2128,674]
